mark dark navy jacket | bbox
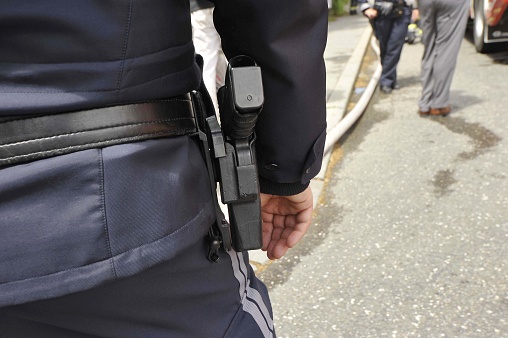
[0,0,327,193]
[0,0,328,305]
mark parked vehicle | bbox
[471,0,508,53]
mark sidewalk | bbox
[249,14,373,269]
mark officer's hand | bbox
[260,186,313,260]
[363,8,378,19]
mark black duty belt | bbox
[0,94,197,168]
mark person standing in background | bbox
[350,0,358,14]
[417,0,469,116]
[190,0,223,111]
[359,0,418,94]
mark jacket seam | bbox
[116,0,134,99]
[98,148,118,278]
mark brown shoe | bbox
[429,106,451,116]
[418,109,430,115]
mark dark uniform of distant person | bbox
[0,0,327,336]
[350,0,359,14]
[359,0,418,94]
[417,0,469,116]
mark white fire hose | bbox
[324,36,382,155]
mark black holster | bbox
[192,55,264,261]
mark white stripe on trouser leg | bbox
[236,252,274,327]
[228,250,274,337]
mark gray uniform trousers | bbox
[418,0,470,111]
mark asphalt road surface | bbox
[260,29,508,338]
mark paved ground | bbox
[259,18,508,337]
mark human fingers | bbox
[285,207,313,248]
[265,212,310,259]
[261,211,274,251]
[267,240,289,260]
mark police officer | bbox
[350,0,359,14]
[0,0,328,336]
[359,0,417,93]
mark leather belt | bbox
[0,94,197,168]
